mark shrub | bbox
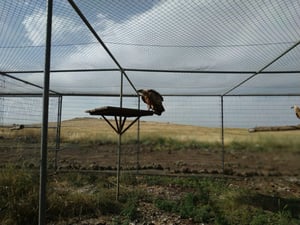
[155,198,177,212]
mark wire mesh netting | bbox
[1,0,300,171]
[0,0,300,96]
[1,94,300,172]
[2,1,300,224]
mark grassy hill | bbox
[57,117,300,152]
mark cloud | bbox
[22,9,85,46]
[50,1,299,71]
[54,43,117,69]
[19,1,300,96]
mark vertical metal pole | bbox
[116,71,124,201]
[136,96,141,174]
[120,71,124,108]
[221,96,225,174]
[39,0,53,224]
[55,95,62,171]
[0,77,5,126]
[116,132,121,201]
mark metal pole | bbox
[120,72,123,108]
[39,0,53,224]
[116,71,124,201]
[221,96,225,174]
[116,132,121,201]
[55,95,62,171]
[136,96,141,174]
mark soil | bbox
[1,141,300,195]
[1,140,300,224]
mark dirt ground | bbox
[1,141,297,198]
[54,144,300,196]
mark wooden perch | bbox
[249,124,300,132]
[85,106,154,117]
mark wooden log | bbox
[0,124,56,130]
[248,124,300,132]
[10,124,24,130]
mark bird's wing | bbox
[294,106,300,119]
[148,89,164,101]
[296,107,300,119]
[147,90,165,114]
[141,95,147,104]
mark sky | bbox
[1,0,300,127]
[1,95,300,129]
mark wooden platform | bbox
[85,106,154,135]
[85,106,154,117]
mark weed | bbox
[250,211,271,225]
[0,167,39,225]
[121,193,139,220]
[148,176,300,225]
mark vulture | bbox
[137,89,165,115]
[291,105,300,119]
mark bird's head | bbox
[137,89,145,96]
[291,105,298,109]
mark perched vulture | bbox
[291,105,300,119]
[137,89,165,115]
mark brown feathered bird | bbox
[137,89,165,115]
[291,105,300,119]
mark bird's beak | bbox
[137,89,143,95]
[291,106,294,109]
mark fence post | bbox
[39,0,53,224]
[221,96,225,174]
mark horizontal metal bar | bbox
[0,93,61,97]
[0,71,61,95]
[3,68,120,74]
[2,93,300,97]
[125,68,256,74]
[3,69,300,74]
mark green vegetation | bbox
[0,167,39,224]
[0,168,129,224]
[151,176,299,225]
[1,168,299,225]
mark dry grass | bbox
[60,117,224,143]
[1,117,300,152]
[59,118,300,150]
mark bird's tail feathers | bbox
[153,105,165,116]
[154,111,162,116]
